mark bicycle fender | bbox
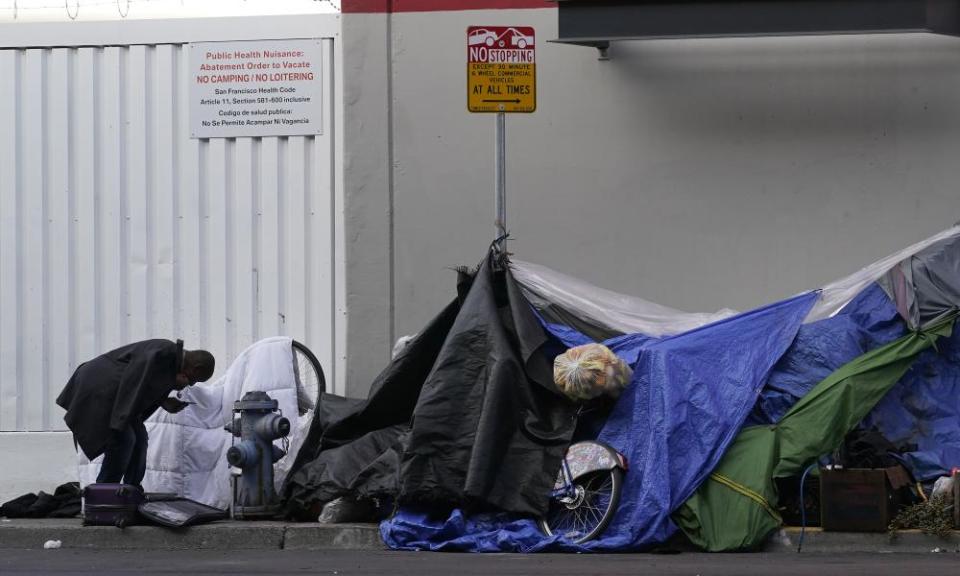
[553,441,627,489]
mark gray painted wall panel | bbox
[342,14,395,396]
[343,8,960,396]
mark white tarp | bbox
[511,260,737,337]
[512,225,960,335]
[809,225,960,323]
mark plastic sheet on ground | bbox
[382,508,569,553]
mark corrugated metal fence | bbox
[0,40,337,432]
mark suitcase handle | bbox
[115,485,142,498]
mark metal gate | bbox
[0,16,344,432]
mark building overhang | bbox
[554,0,960,56]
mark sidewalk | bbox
[3,519,960,553]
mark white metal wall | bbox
[0,33,340,432]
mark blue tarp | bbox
[381,509,566,553]
[747,282,907,426]
[863,324,960,480]
[382,292,818,551]
[745,281,960,481]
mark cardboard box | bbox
[819,467,910,532]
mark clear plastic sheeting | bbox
[808,225,960,324]
[511,260,737,338]
[513,226,960,334]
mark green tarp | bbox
[673,317,956,551]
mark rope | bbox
[709,472,781,522]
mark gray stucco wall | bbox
[344,7,960,397]
[342,13,395,396]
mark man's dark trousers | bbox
[96,420,148,487]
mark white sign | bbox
[189,39,323,138]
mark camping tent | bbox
[287,226,960,552]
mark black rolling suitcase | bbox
[82,483,144,528]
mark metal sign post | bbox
[496,111,506,240]
[467,25,536,244]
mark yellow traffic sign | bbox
[467,26,536,113]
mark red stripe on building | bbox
[342,0,554,13]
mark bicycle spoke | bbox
[579,496,595,534]
[575,507,588,536]
[584,502,596,527]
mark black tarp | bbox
[283,252,576,518]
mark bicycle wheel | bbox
[292,340,326,416]
[538,467,622,544]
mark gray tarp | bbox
[880,233,960,329]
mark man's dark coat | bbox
[56,339,183,460]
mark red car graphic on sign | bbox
[502,27,534,49]
[468,28,499,47]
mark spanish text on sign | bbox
[190,39,324,138]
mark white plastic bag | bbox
[554,344,633,402]
[931,475,955,500]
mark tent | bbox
[287,226,960,552]
[283,254,577,519]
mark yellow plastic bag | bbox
[553,343,633,402]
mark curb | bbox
[284,523,386,550]
[765,528,960,554]
[5,520,960,553]
[0,520,384,551]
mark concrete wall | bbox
[341,12,395,395]
[342,6,960,396]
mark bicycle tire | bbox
[292,340,326,415]
[538,467,623,544]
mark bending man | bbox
[57,339,215,487]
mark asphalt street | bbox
[2,549,959,576]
